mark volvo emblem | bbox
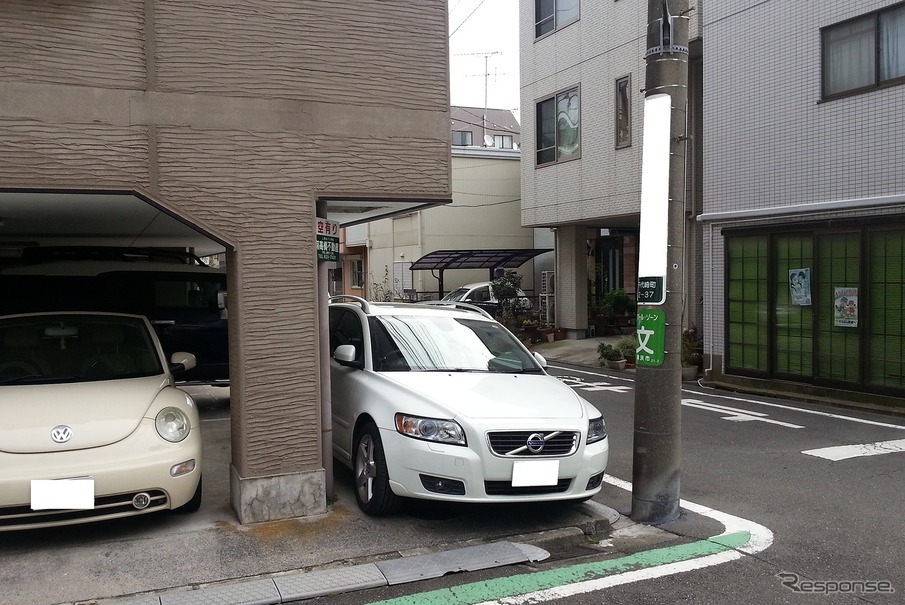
[51,425,72,443]
[526,433,545,454]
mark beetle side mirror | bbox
[170,351,197,373]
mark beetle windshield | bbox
[0,314,163,385]
[369,315,541,373]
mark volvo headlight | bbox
[587,416,607,444]
[156,407,191,443]
[395,413,466,446]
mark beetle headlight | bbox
[156,407,191,443]
[395,413,466,446]
[587,416,607,444]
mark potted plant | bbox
[600,289,637,335]
[597,343,626,370]
[681,324,703,381]
[615,333,637,368]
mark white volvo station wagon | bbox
[328,296,608,515]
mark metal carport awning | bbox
[409,248,552,298]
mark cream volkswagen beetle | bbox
[329,296,608,515]
[0,312,202,531]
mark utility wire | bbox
[449,0,488,38]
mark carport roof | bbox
[409,249,552,271]
[0,189,451,258]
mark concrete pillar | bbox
[554,226,588,339]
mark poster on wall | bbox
[789,268,812,306]
[834,287,859,327]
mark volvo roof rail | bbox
[328,295,371,314]
[415,300,494,319]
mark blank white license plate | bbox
[511,460,560,487]
[30,478,95,510]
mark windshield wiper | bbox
[0,374,44,385]
[0,374,82,385]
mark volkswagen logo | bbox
[51,425,72,443]
[526,433,545,454]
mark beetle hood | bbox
[0,376,171,454]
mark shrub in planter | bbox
[614,333,637,361]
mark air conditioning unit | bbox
[540,271,555,324]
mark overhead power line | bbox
[449,0,488,38]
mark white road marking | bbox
[550,367,905,432]
[803,438,905,461]
[682,388,905,431]
[683,399,804,429]
[476,474,774,605]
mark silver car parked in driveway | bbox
[328,296,608,515]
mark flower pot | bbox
[604,359,626,370]
[682,366,699,381]
[553,328,566,341]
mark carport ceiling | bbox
[0,190,451,258]
[0,190,228,257]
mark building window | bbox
[350,258,363,289]
[536,87,580,166]
[726,236,769,373]
[822,3,905,99]
[535,0,579,38]
[615,75,632,149]
[452,130,473,146]
[725,222,905,397]
[494,134,513,149]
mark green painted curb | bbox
[372,531,750,605]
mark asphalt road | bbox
[313,362,905,605]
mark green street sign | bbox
[636,309,666,366]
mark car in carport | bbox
[0,311,202,531]
[328,296,608,515]
[0,247,228,383]
[441,281,532,316]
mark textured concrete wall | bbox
[0,0,451,518]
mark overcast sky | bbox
[448,0,521,121]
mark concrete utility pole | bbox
[632,0,689,524]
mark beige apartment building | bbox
[0,1,452,521]
[339,107,541,302]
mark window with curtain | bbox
[494,134,513,149]
[823,3,905,98]
[535,0,579,38]
[452,130,473,146]
[536,87,580,166]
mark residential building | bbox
[519,1,704,338]
[0,1,451,521]
[339,106,543,302]
[702,1,905,406]
[520,0,905,406]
